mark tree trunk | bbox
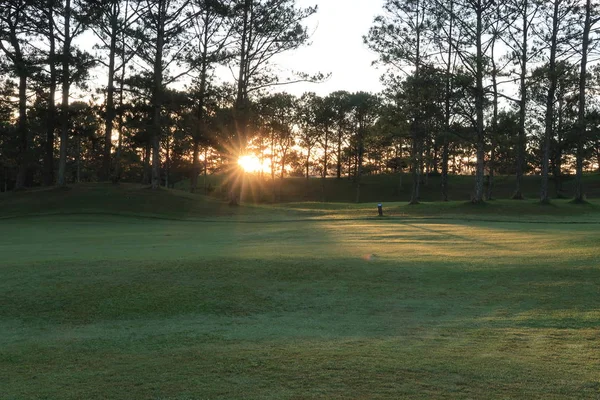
[472,3,485,203]
[235,0,250,118]
[355,124,364,203]
[165,130,170,188]
[43,0,57,186]
[204,147,208,192]
[305,150,310,180]
[574,0,591,203]
[336,131,342,178]
[409,132,421,205]
[112,5,128,184]
[143,142,151,184]
[151,126,160,189]
[191,140,200,192]
[113,75,125,183]
[553,93,564,197]
[441,140,449,201]
[280,147,288,180]
[513,0,529,200]
[15,73,28,190]
[76,134,81,183]
[190,10,210,193]
[271,132,276,202]
[3,11,31,190]
[540,0,559,204]
[441,2,453,202]
[150,0,165,190]
[57,0,72,187]
[441,19,454,201]
[488,31,499,201]
[321,127,328,202]
[409,0,422,205]
[229,0,252,206]
[114,122,123,182]
[424,141,429,186]
[350,149,355,179]
[487,140,496,201]
[101,5,118,182]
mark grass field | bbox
[1,184,600,399]
[176,171,600,203]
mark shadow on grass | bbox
[2,255,599,399]
[2,256,597,331]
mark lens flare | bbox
[238,155,262,173]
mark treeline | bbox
[0,0,599,204]
[366,0,600,203]
[0,0,320,194]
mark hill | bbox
[2,181,600,223]
[176,172,600,204]
[0,183,278,220]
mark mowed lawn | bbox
[1,211,600,399]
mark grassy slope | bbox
[2,181,600,223]
[0,183,312,221]
[1,184,600,398]
[177,172,600,203]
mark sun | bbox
[238,155,262,173]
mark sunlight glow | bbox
[238,155,263,173]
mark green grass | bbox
[176,171,600,204]
[0,183,314,221]
[1,184,600,398]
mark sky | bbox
[262,0,386,96]
[80,0,387,99]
